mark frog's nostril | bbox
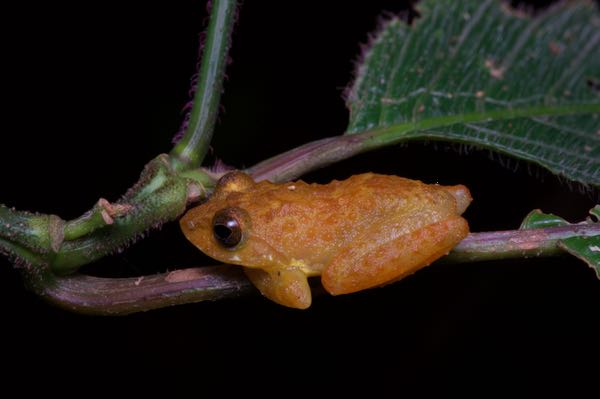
[186,220,197,230]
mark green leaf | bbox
[560,237,600,278]
[345,0,600,186]
[519,209,568,229]
[590,205,600,220]
[520,207,600,278]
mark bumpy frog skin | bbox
[180,171,472,309]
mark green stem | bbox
[170,0,238,170]
[51,156,192,274]
[1,155,213,275]
[63,199,133,241]
[0,237,48,267]
[1,0,234,278]
[0,204,63,253]
[30,224,600,315]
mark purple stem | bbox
[35,224,600,315]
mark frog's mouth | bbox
[217,234,291,273]
[223,251,319,278]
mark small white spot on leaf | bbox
[484,59,505,79]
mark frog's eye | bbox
[212,207,246,249]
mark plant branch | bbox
[1,1,237,293]
[443,224,599,263]
[1,155,213,275]
[245,136,366,183]
[31,224,599,315]
[34,266,253,316]
[63,199,133,241]
[170,0,238,170]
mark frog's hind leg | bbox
[322,216,468,295]
[244,267,312,309]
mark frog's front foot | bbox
[244,267,312,309]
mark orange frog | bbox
[180,171,471,309]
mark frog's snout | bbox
[179,207,212,251]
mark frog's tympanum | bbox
[180,171,472,309]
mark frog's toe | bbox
[444,184,472,215]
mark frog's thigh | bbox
[244,267,312,309]
[322,216,468,295]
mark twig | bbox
[170,0,238,170]
[36,266,253,316]
[31,224,600,315]
[0,155,211,275]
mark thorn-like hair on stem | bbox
[172,0,243,145]
[172,24,210,145]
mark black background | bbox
[0,0,599,395]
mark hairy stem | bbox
[1,155,213,275]
[63,199,133,241]
[31,224,599,315]
[170,0,238,170]
[1,0,236,291]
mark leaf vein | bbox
[547,30,600,98]
[464,123,598,162]
[411,0,494,119]
[379,20,414,125]
[531,117,600,143]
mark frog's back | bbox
[237,173,457,268]
[300,173,456,218]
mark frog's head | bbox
[180,171,290,270]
